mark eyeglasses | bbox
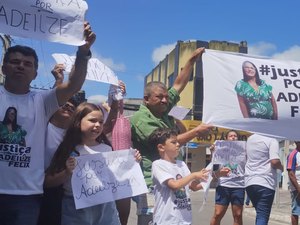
[62,102,75,112]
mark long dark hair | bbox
[3,107,18,131]
[242,61,262,86]
[47,102,111,174]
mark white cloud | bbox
[93,52,126,72]
[248,42,300,62]
[271,45,300,62]
[152,43,176,65]
[87,95,108,104]
[100,57,126,72]
[136,74,145,82]
[248,42,277,56]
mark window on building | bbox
[168,73,174,88]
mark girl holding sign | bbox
[45,102,141,225]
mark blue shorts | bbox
[215,186,245,206]
[291,191,300,216]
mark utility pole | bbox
[0,34,12,85]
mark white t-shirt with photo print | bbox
[152,159,192,225]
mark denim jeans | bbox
[0,194,42,225]
[291,190,300,215]
[245,194,251,205]
[246,185,275,225]
[37,186,63,225]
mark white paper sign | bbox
[52,53,75,72]
[168,106,190,120]
[212,141,246,175]
[71,149,148,209]
[200,162,213,192]
[202,49,300,140]
[52,53,119,85]
[199,162,213,212]
[0,0,87,46]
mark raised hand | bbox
[51,64,65,87]
[79,21,96,54]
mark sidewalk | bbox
[243,189,291,224]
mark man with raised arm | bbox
[131,48,213,225]
[0,22,96,225]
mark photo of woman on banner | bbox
[0,107,27,146]
[235,61,278,120]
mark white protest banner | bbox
[202,49,300,140]
[52,53,75,72]
[0,0,87,46]
[212,141,246,175]
[52,53,119,85]
[87,58,119,85]
[71,149,148,209]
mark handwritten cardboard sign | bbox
[52,53,119,85]
[0,0,87,46]
[71,149,147,209]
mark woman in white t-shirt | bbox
[210,130,246,225]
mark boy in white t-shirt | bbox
[150,127,230,225]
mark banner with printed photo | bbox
[202,49,300,140]
[0,0,88,46]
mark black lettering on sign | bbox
[0,5,70,35]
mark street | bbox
[128,190,287,225]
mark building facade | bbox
[145,40,247,120]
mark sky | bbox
[6,0,300,100]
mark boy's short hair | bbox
[148,127,178,150]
